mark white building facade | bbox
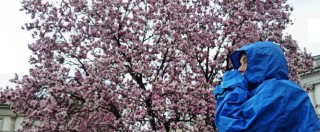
[301,55,320,116]
[0,104,23,132]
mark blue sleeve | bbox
[213,70,250,131]
[213,72,320,131]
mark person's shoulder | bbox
[250,79,309,105]
[262,79,307,95]
[275,80,304,91]
[257,79,305,94]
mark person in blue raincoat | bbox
[213,41,320,131]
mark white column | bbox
[14,117,23,131]
[307,90,316,108]
[10,116,16,132]
[314,83,320,114]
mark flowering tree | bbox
[0,0,313,131]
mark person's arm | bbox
[213,70,250,131]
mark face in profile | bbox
[238,53,247,75]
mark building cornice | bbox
[301,67,320,77]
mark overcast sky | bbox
[0,0,320,88]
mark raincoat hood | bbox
[231,41,289,87]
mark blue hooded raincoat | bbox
[213,42,320,131]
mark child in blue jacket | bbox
[214,41,320,131]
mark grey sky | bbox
[0,0,320,88]
[0,1,32,88]
[286,0,320,55]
